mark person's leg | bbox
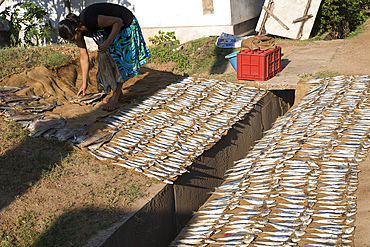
[101,82,124,111]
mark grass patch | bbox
[313,70,340,78]
[0,45,76,79]
[147,36,237,75]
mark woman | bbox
[58,3,150,110]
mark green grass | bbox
[0,45,75,79]
[313,70,340,78]
[345,22,367,39]
[148,36,236,75]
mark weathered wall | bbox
[96,90,293,247]
[230,0,264,25]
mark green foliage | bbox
[0,2,54,46]
[149,45,191,72]
[148,35,236,74]
[148,30,190,72]
[312,0,368,38]
[148,30,179,46]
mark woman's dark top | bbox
[79,3,134,36]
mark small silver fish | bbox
[70,92,106,105]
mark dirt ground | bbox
[1,18,370,246]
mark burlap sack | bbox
[241,36,276,51]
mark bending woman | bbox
[58,3,150,110]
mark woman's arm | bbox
[76,37,89,96]
[97,15,123,52]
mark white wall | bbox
[133,0,232,27]
[1,0,262,45]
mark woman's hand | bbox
[98,39,112,53]
[77,83,87,97]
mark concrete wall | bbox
[97,90,293,247]
[231,0,264,24]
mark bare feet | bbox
[102,100,119,111]
[102,91,124,104]
[102,83,125,111]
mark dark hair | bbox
[58,13,80,40]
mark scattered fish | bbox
[16,101,63,112]
[5,112,45,122]
[54,125,90,142]
[1,92,48,104]
[0,85,27,94]
[70,92,106,105]
[27,115,68,137]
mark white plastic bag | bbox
[216,33,253,48]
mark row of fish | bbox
[171,75,369,246]
[82,77,266,183]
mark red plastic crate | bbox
[237,46,281,81]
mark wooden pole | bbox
[258,0,273,36]
[296,0,313,39]
[262,5,290,31]
[293,14,313,24]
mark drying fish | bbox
[16,101,63,112]
[5,112,45,122]
[28,115,68,137]
[54,125,90,142]
[1,92,48,104]
[70,92,105,105]
[0,103,17,111]
[170,75,370,247]
[0,85,27,93]
[79,127,121,150]
[43,128,58,139]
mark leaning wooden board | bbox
[255,0,322,40]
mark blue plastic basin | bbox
[225,51,239,72]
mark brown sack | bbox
[241,36,276,51]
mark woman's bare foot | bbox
[102,91,124,104]
[103,95,112,104]
[101,82,125,111]
[102,100,119,111]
